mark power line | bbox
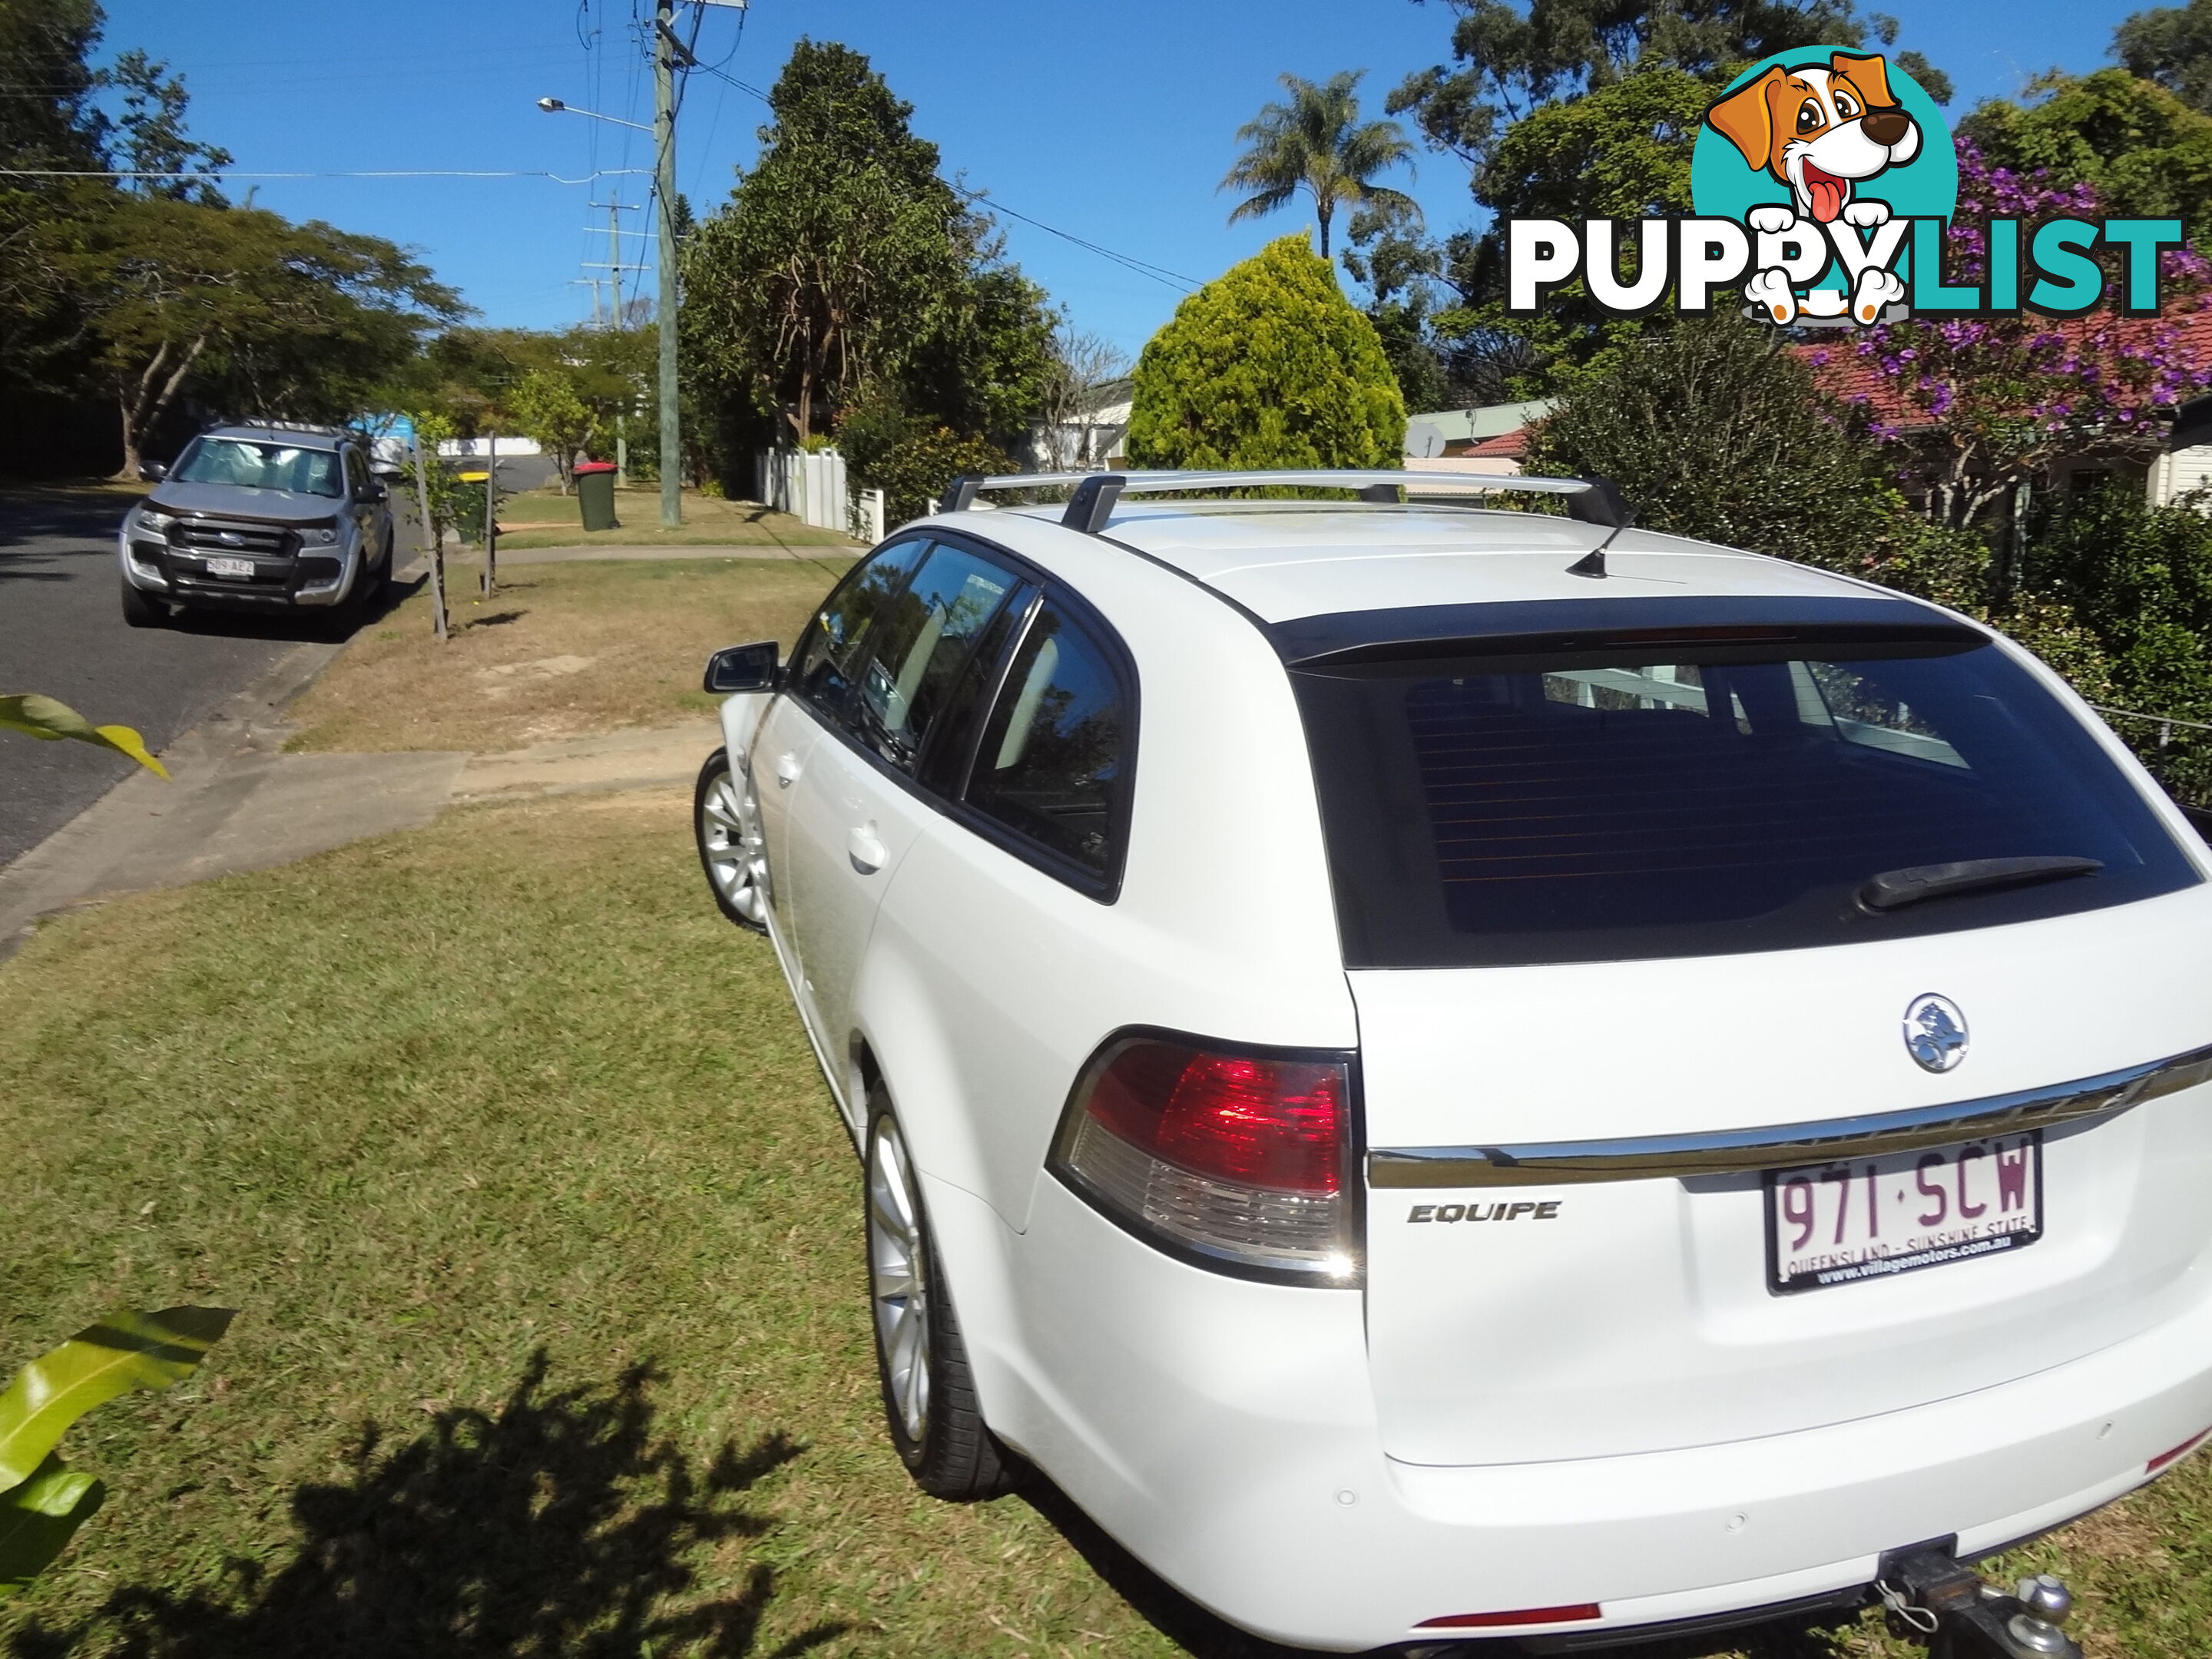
[0,167,653,183]
[680,58,1200,293]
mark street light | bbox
[535,96,653,134]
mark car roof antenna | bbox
[1564,476,1633,579]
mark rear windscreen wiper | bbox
[1858,856,2103,912]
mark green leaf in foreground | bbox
[0,694,169,779]
[0,1306,234,1493]
[0,1452,106,1600]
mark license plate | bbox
[1763,1132,2042,1294]
[204,556,253,579]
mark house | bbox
[1796,309,2212,512]
[1029,378,1132,472]
[1403,399,1558,477]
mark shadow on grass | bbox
[9,1352,843,1659]
[1021,1474,1873,1659]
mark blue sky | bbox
[99,0,2139,358]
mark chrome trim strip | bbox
[1367,1044,2212,1189]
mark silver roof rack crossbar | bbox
[940,469,1632,533]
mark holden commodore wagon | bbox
[691,469,2212,1654]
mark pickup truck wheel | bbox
[120,576,167,628]
[694,748,768,932]
[866,1101,1020,1501]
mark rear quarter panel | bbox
[852,517,1357,1233]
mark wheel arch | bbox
[851,1018,1028,1449]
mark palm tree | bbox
[1220,71,1418,260]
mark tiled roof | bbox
[1794,306,2212,429]
[1467,428,1530,459]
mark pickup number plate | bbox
[1763,1131,2042,1294]
[204,556,253,580]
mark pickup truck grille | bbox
[171,520,299,558]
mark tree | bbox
[1524,313,1903,568]
[683,40,1057,503]
[1034,323,1131,470]
[1389,0,1943,171]
[681,40,965,445]
[1222,71,1417,260]
[1957,68,2212,227]
[53,197,463,478]
[2117,0,2212,112]
[510,368,594,491]
[1379,2,1950,395]
[1125,235,1407,469]
[1833,144,2212,547]
[104,49,230,204]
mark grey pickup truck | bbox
[118,422,398,629]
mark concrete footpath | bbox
[0,637,717,956]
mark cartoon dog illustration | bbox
[1707,51,1921,325]
[1705,51,1921,226]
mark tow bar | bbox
[1878,1542,2081,1659]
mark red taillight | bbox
[1416,1604,1604,1630]
[1082,1041,1344,1194]
[1051,1033,1356,1282]
[2148,1429,2209,1473]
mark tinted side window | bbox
[849,544,1020,773]
[967,601,1130,879]
[788,540,929,724]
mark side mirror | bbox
[369,482,389,502]
[138,461,167,482]
[704,639,781,694]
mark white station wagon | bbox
[693,470,2212,1656]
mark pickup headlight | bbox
[134,508,175,533]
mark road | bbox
[0,488,340,866]
[0,459,563,866]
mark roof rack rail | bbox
[940,469,1632,533]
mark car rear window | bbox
[1290,630,2200,968]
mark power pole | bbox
[654,0,681,527]
[483,431,498,598]
[409,426,447,643]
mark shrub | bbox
[838,397,1009,527]
[1125,235,1406,470]
[1524,316,1898,571]
[2022,485,2212,803]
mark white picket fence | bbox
[756,447,883,544]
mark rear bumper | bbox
[953,1174,2212,1653]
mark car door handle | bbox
[774,752,802,787]
[847,825,887,874]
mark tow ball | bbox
[1878,1543,2082,1659]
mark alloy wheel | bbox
[697,760,768,927]
[868,1121,932,1446]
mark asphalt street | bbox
[1,456,579,867]
[0,488,347,866]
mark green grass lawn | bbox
[286,558,849,755]
[5,794,2212,1659]
[0,796,1187,1658]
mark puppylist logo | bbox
[1508,49,2187,327]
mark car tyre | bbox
[120,576,167,628]
[866,1100,1020,1500]
[694,747,770,932]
